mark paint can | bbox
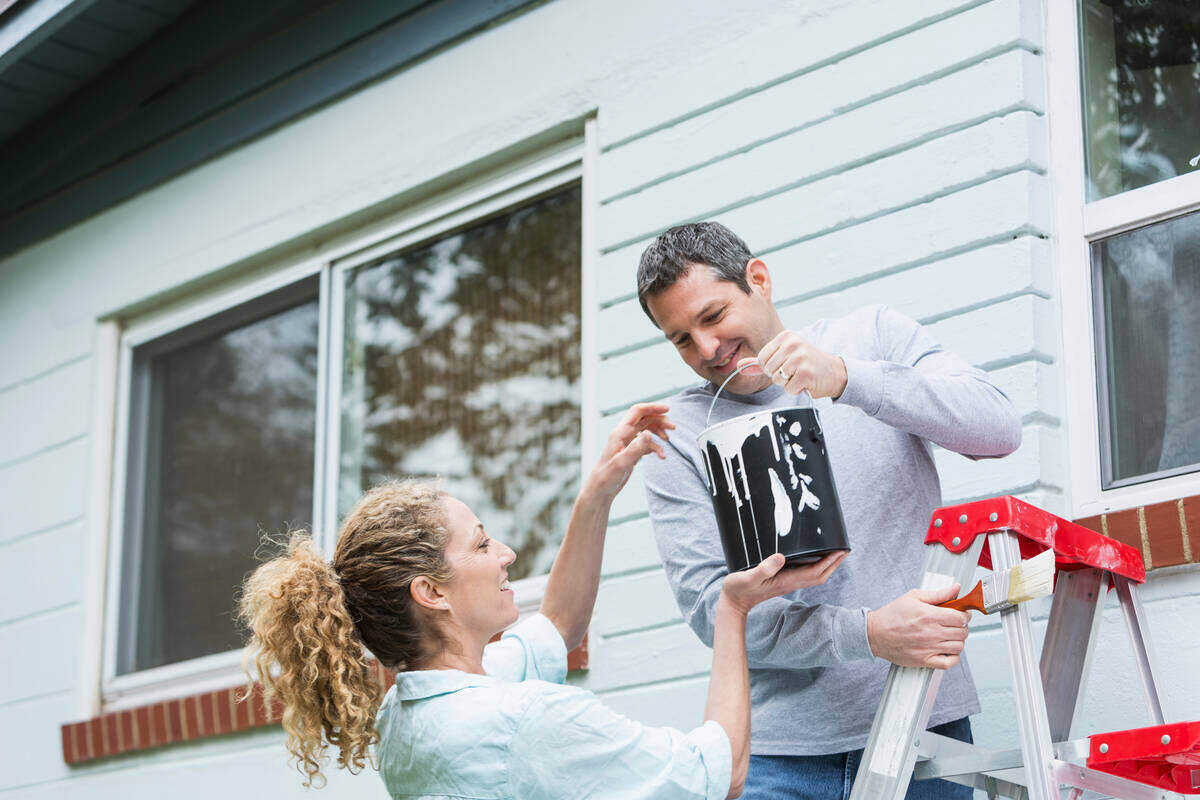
[698,401,851,572]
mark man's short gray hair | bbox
[636,222,754,327]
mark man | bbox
[637,221,1021,799]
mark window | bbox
[115,279,319,676]
[104,139,588,701]
[1051,0,1200,513]
[1080,1,1200,200]
[1093,211,1200,488]
[338,186,582,582]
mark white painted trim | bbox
[1046,0,1097,519]
[311,264,332,547]
[78,320,120,719]
[1082,171,1200,241]
[102,336,135,694]
[330,158,583,272]
[104,650,247,712]
[322,261,346,559]
[580,116,600,473]
[120,257,323,347]
[1047,0,1200,519]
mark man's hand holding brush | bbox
[867,549,1057,670]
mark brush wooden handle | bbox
[938,580,985,613]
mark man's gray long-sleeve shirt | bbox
[642,304,1022,756]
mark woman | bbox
[239,403,845,799]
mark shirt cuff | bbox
[832,605,876,662]
[502,612,569,684]
[688,719,733,800]
[834,356,885,417]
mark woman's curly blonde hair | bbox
[238,480,451,787]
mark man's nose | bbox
[696,331,720,361]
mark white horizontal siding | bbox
[0,607,80,706]
[0,436,88,544]
[0,519,85,625]
[0,356,91,467]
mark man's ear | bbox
[745,258,772,301]
[410,576,449,612]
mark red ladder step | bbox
[1088,721,1200,794]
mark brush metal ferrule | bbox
[983,571,1013,613]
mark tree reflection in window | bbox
[341,187,581,581]
[1080,0,1200,199]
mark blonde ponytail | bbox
[238,480,451,787]
[239,534,381,787]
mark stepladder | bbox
[848,495,1200,800]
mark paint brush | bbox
[938,549,1056,614]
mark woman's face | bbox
[438,496,519,640]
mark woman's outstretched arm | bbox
[707,551,847,797]
[540,402,674,650]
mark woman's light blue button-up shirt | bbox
[376,613,731,799]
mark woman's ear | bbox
[745,258,772,301]
[410,576,449,612]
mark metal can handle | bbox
[705,361,813,428]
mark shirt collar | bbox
[395,668,497,701]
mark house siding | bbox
[0,0,1197,796]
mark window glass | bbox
[1079,0,1200,200]
[340,186,581,582]
[1094,210,1200,486]
[118,281,318,675]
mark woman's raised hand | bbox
[720,551,848,615]
[586,402,675,500]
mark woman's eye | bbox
[479,539,490,550]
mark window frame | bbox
[1047,0,1200,519]
[99,128,594,709]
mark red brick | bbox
[87,719,103,762]
[202,692,218,737]
[247,685,265,726]
[1184,496,1200,563]
[233,688,251,731]
[61,723,76,765]
[152,702,168,747]
[184,695,202,739]
[94,716,109,758]
[104,714,120,755]
[567,635,589,672]
[166,700,183,743]
[1103,508,1143,551]
[136,706,152,749]
[268,698,285,723]
[215,689,233,734]
[1144,501,1186,569]
[120,710,134,752]
[1074,515,1104,534]
[73,722,87,762]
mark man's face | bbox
[645,261,782,394]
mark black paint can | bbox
[698,405,851,572]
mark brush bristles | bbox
[1007,549,1056,605]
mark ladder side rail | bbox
[848,535,987,800]
[991,531,1061,800]
[1038,567,1108,741]
[1113,576,1167,725]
